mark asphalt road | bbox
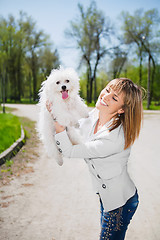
[0,104,160,240]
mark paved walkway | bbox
[0,104,160,240]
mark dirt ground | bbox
[0,104,160,240]
[0,117,40,187]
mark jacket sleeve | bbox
[55,129,124,159]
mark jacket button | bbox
[58,148,62,153]
[97,174,101,179]
[102,184,106,189]
[56,141,60,145]
[92,164,95,169]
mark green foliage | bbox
[143,100,160,110]
[0,5,159,109]
[79,72,87,100]
[80,69,109,103]
[120,8,160,108]
[96,70,109,96]
[68,3,160,107]
[1,169,8,173]
[119,63,160,104]
[0,113,21,153]
[121,8,159,46]
[0,105,17,112]
[109,47,128,79]
[5,160,14,167]
[6,98,37,104]
[153,65,160,101]
[66,1,113,103]
[86,101,96,107]
[0,12,60,103]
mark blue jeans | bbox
[99,190,139,240]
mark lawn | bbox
[143,100,160,110]
[0,113,21,153]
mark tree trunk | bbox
[147,55,151,109]
[150,58,156,105]
[29,72,32,103]
[32,53,37,102]
[33,69,37,101]
[113,70,116,79]
[117,57,127,78]
[17,55,21,101]
[139,50,142,85]
[2,65,6,113]
[94,76,97,104]
[89,77,93,103]
[86,68,90,103]
[86,63,92,104]
[93,61,99,103]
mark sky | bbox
[0,0,160,71]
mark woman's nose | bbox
[103,92,110,101]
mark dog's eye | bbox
[56,81,60,85]
[65,79,70,83]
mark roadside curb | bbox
[143,110,160,114]
[0,125,25,166]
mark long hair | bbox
[108,78,143,149]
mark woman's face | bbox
[96,83,125,117]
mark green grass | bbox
[0,105,17,113]
[143,100,160,110]
[5,98,37,104]
[0,113,21,153]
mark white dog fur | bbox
[37,67,89,166]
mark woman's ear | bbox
[118,108,124,114]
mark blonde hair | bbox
[108,78,143,149]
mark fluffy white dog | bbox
[37,67,89,166]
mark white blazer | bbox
[55,108,136,211]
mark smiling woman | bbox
[52,77,143,240]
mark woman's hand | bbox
[46,100,53,114]
[46,100,65,133]
[54,121,65,133]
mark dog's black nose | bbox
[62,85,66,90]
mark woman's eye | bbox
[65,79,70,83]
[113,97,118,102]
[106,88,109,92]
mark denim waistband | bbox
[125,189,139,205]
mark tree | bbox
[39,47,60,78]
[109,46,128,79]
[0,15,20,101]
[0,11,60,102]
[65,1,113,103]
[121,8,160,108]
[21,14,49,101]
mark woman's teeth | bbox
[101,99,108,106]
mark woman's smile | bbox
[100,98,108,106]
[96,85,125,122]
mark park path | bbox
[0,104,160,240]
